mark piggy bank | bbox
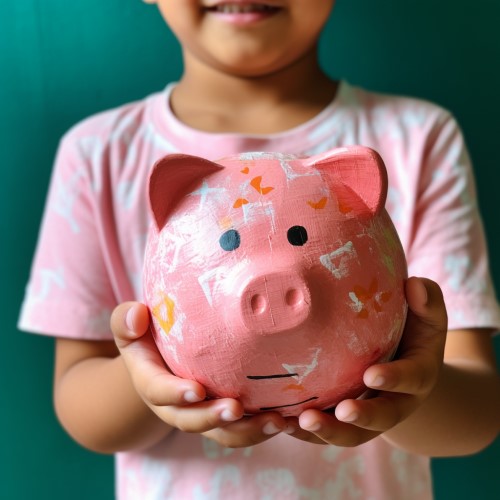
[143,146,407,416]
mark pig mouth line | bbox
[247,373,298,380]
[259,396,319,411]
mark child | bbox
[19,1,500,498]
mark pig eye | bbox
[219,229,241,251]
[287,225,308,246]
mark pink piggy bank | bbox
[143,146,407,416]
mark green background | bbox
[1,0,499,498]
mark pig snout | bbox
[241,272,311,333]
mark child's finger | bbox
[202,412,288,448]
[158,398,245,434]
[363,277,448,397]
[135,355,207,408]
[364,357,437,396]
[127,337,206,406]
[111,304,207,406]
[282,418,326,445]
[405,277,448,333]
[298,409,380,447]
[334,394,415,432]
[110,301,150,348]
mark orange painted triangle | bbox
[233,198,249,208]
[250,176,274,195]
[307,197,328,210]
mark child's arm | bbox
[289,277,500,456]
[54,337,171,453]
[53,303,288,453]
[378,326,499,455]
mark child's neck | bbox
[170,51,338,135]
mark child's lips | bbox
[203,2,282,20]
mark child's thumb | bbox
[405,276,448,332]
[111,301,150,347]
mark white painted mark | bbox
[282,348,321,383]
[320,241,357,279]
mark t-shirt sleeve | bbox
[407,112,500,331]
[18,129,117,340]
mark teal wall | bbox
[1,1,499,498]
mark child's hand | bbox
[285,277,448,447]
[110,302,287,446]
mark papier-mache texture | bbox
[143,146,408,416]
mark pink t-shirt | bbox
[19,81,500,499]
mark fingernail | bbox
[336,408,359,423]
[221,409,240,422]
[125,307,135,331]
[284,424,296,434]
[367,375,386,388]
[262,422,281,435]
[184,391,203,403]
[301,421,321,432]
[412,277,429,306]
[418,277,429,305]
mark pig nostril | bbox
[251,294,267,314]
[285,288,303,307]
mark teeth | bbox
[213,4,275,14]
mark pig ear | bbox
[305,146,388,216]
[149,154,224,230]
